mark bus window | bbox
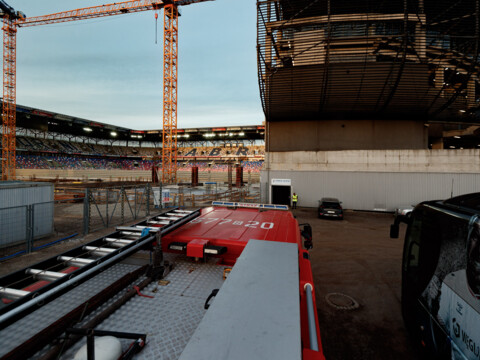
[407,242,420,269]
[467,223,480,299]
[400,194,480,359]
[403,216,420,284]
[403,208,441,301]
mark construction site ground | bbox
[0,207,421,359]
[293,207,421,360]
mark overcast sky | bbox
[8,0,264,130]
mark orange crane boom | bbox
[1,0,212,182]
[15,1,163,27]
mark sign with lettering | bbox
[189,217,274,230]
[271,178,291,186]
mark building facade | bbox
[257,0,480,208]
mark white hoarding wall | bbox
[261,150,480,210]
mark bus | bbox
[390,193,480,360]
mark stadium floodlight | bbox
[83,127,92,132]
[184,134,190,138]
[238,132,245,136]
[111,131,117,137]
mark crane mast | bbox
[0,0,22,181]
[1,0,212,182]
[1,17,15,181]
[162,3,178,184]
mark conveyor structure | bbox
[0,208,199,329]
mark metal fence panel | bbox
[1,199,85,260]
[51,200,85,238]
[155,184,261,209]
[0,206,28,257]
[86,184,152,233]
[0,182,53,209]
[32,202,54,240]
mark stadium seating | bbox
[15,155,263,173]
[15,137,264,158]
[10,136,264,174]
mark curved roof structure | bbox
[0,100,264,144]
[257,0,480,122]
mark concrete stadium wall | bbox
[260,149,480,211]
[267,119,428,151]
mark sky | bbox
[7,0,264,130]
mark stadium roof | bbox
[1,100,265,143]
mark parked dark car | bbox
[318,198,343,219]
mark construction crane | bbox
[0,1,25,181]
[1,0,211,182]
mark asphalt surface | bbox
[293,207,422,360]
[0,208,422,359]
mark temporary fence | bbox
[0,182,262,261]
[160,183,261,208]
[0,199,82,260]
[85,184,153,233]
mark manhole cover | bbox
[325,292,360,311]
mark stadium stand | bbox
[177,146,260,157]
[15,137,263,159]
[10,134,264,183]
[16,155,154,171]
[15,154,263,173]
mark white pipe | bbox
[104,239,133,247]
[146,220,170,225]
[0,287,30,300]
[83,246,116,257]
[58,256,94,267]
[304,283,319,352]
[153,217,174,221]
[26,269,67,282]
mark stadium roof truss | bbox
[0,101,265,146]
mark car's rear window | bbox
[322,202,341,208]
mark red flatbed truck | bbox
[0,202,325,360]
